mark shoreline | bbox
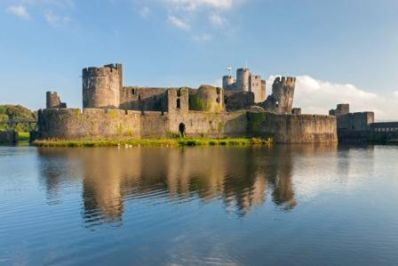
[33,137,273,148]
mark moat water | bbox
[1,145,398,265]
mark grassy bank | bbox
[33,137,273,148]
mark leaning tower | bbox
[82,64,123,108]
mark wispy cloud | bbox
[44,10,70,26]
[5,0,73,25]
[164,0,236,10]
[154,0,241,39]
[209,13,226,27]
[139,6,150,18]
[168,15,191,31]
[266,75,398,121]
[6,4,30,19]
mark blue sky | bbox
[1,0,398,120]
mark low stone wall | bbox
[140,112,169,138]
[247,112,337,144]
[38,108,141,139]
[38,108,337,144]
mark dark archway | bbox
[179,123,186,137]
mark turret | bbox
[46,91,67,109]
[222,75,236,90]
[236,68,250,91]
[82,64,123,108]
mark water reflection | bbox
[38,145,338,224]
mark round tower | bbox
[236,68,250,91]
[190,85,225,113]
[222,75,235,90]
[82,64,123,108]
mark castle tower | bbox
[222,75,236,90]
[262,77,296,114]
[272,77,296,114]
[46,91,67,109]
[82,64,123,108]
[249,75,266,103]
[236,68,250,92]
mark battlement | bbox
[83,64,123,76]
[274,76,296,86]
[329,103,350,116]
[82,64,123,109]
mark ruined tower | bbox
[82,64,123,108]
[46,91,67,109]
[262,77,296,114]
[190,85,225,113]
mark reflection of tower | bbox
[165,147,226,200]
[81,148,141,224]
[268,146,296,209]
[222,148,268,216]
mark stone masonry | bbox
[37,63,338,144]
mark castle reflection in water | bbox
[37,145,342,224]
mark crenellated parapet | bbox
[82,64,123,109]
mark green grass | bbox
[33,137,273,148]
[16,131,31,146]
[18,132,30,142]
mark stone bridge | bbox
[370,122,398,144]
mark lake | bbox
[1,145,398,265]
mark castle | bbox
[37,64,338,144]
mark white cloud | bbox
[44,10,70,26]
[168,15,191,31]
[165,0,235,10]
[267,75,398,121]
[158,0,241,39]
[209,13,226,27]
[6,4,30,19]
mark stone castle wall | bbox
[38,108,141,139]
[247,112,337,144]
[119,87,167,111]
[336,112,374,131]
[38,108,337,144]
